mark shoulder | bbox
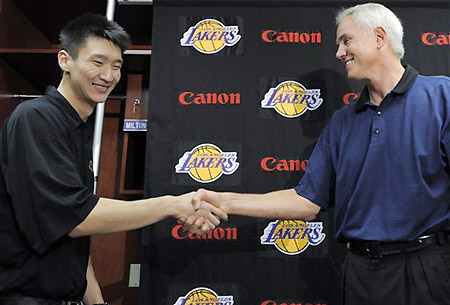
[8,96,61,129]
[4,96,70,142]
[415,74,450,89]
[413,75,450,104]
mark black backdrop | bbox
[142,1,449,304]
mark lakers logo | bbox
[180,19,241,54]
[261,81,323,118]
[174,287,234,305]
[260,220,326,255]
[175,143,239,183]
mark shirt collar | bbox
[354,64,419,111]
[45,86,86,129]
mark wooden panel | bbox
[91,99,126,305]
[0,58,41,95]
[0,58,40,125]
[92,99,142,305]
[124,74,147,120]
[0,48,59,53]
[120,74,146,194]
[0,0,52,49]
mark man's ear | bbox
[374,26,387,49]
[58,50,71,73]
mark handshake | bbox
[174,189,228,236]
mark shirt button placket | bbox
[371,107,381,144]
[375,110,381,134]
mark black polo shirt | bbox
[0,86,99,301]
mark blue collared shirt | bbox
[295,65,450,242]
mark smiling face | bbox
[60,36,123,109]
[335,16,380,80]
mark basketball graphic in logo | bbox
[180,19,241,54]
[272,82,308,117]
[173,287,234,305]
[188,144,223,182]
[274,220,310,254]
[261,220,326,255]
[175,143,239,183]
[261,80,323,118]
[192,20,227,53]
[184,288,219,305]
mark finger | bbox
[207,220,216,233]
[210,205,228,221]
[205,211,220,227]
[192,194,201,210]
[196,201,221,226]
[187,216,205,234]
[199,222,212,235]
[193,188,212,210]
[203,217,219,230]
[185,214,197,226]
[177,217,186,225]
[194,216,205,228]
[182,214,197,231]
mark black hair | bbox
[59,14,131,58]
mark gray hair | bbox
[336,3,404,59]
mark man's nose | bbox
[336,44,345,60]
[99,66,114,82]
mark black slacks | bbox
[342,243,450,305]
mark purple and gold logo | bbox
[261,220,326,255]
[261,81,323,118]
[180,19,241,54]
[175,143,239,183]
[174,287,234,305]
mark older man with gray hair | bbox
[187,3,450,305]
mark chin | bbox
[90,93,110,103]
[346,71,363,80]
[93,98,107,104]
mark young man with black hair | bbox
[0,14,226,305]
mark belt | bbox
[0,295,82,305]
[346,232,450,258]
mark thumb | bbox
[192,188,206,210]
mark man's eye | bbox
[93,60,103,66]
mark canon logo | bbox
[261,301,327,305]
[179,92,241,105]
[261,157,309,172]
[172,225,237,240]
[343,93,358,105]
[262,30,322,44]
[421,32,449,46]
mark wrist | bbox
[220,192,233,215]
[167,195,181,218]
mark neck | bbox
[366,59,405,106]
[57,77,95,122]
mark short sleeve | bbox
[4,104,98,255]
[294,114,337,210]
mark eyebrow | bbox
[90,53,123,64]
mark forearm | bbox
[221,189,320,221]
[83,257,104,305]
[69,195,179,237]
